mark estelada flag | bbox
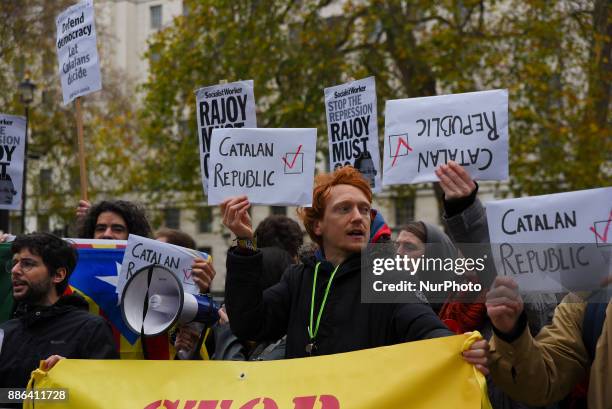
[66,241,209,360]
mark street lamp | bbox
[18,73,36,234]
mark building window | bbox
[37,214,50,232]
[197,207,212,233]
[270,206,287,216]
[10,216,21,235]
[150,5,162,30]
[182,2,191,16]
[394,196,415,228]
[164,208,180,229]
[39,168,52,195]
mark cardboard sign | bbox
[486,187,612,292]
[325,77,382,192]
[0,114,26,210]
[207,128,316,206]
[383,89,509,185]
[118,235,210,299]
[195,81,257,194]
[56,0,102,104]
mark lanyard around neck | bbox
[308,261,340,341]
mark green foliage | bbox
[0,0,141,231]
[139,0,610,205]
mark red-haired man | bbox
[222,166,488,370]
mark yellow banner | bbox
[26,334,486,409]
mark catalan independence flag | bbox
[1,241,210,360]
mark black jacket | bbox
[0,294,118,388]
[225,249,452,359]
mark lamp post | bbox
[18,74,36,234]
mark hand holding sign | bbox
[191,257,216,293]
[486,276,524,334]
[436,161,477,200]
[221,196,254,239]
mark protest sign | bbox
[118,235,210,300]
[207,128,316,206]
[325,77,381,192]
[0,114,26,210]
[56,0,102,105]
[383,89,508,185]
[486,187,612,292]
[195,80,257,194]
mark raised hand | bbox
[435,161,477,200]
[76,199,92,219]
[486,276,524,334]
[221,196,253,239]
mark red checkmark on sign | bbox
[590,209,612,244]
[391,137,412,167]
[183,268,193,280]
[282,144,303,169]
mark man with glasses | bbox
[0,233,117,390]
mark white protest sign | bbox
[195,81,257,195]
[383,89,508,185]
[486,187,612,292]
[207,128,316,206]
[325,77,381,192]
[0,114,26,210]
[56,0,102,105]
[118,235,211,299]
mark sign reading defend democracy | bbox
[118,235,209,300]
[195,80,257,194]
[56,0,102,105]
[26,335,486,409]
[383,89,509,185]
[0,114,26,210]
[325,77,382,192]
[207,128,316,206]
[486,187,612,292]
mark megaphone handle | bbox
[187,323,209,360]
[140,265,155,360]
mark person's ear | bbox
[313,219,323,236]
[52,267,67,285]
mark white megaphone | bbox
[121,264,220,337]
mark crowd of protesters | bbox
[0,162,609,409]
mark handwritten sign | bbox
[486,187,612,292]
[118,235,210,299]
[56,0,102,104]
[325,77,381,192]
[0,114,26,210]
[207,128,316,206]
[195,81,257,194]
[383,89,508,185]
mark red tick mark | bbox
[282,144,303,169]
[590,209,612,244]
[391,137,412,167]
